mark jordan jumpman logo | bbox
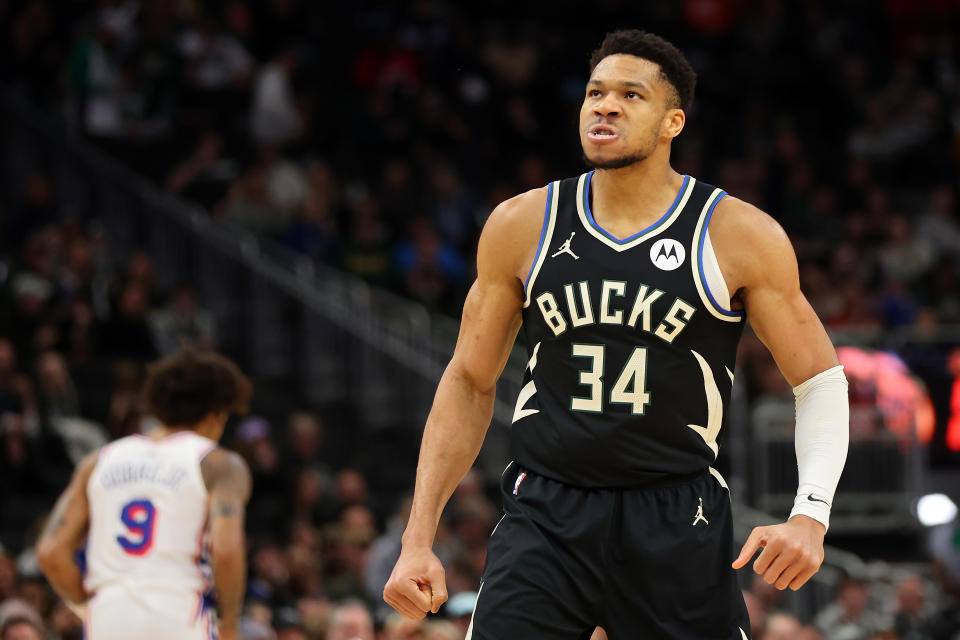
[692,497,709,526]
[551,232,580,260]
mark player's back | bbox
[85,431,216,622]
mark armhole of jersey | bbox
[692,190,744,323]
[197,443,218,495]
[198,442,218,463]
[702,230,734,311]
[523,181,559,308]
[86,445,107,496]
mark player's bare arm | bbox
[711,196,848,590]
[36,450,99,605]
[710,197,840,386]
[201,447,252,640]
[382,186,547,620]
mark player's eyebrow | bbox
[587,79,651,92]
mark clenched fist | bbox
[383,546,449,619]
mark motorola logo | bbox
[650,238,685,271]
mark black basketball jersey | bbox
[510,171,746,487]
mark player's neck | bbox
[590,160,683,230]
[149,425,194,441]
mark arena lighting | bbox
[916,493,959,527]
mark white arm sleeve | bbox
[788,365,849,531]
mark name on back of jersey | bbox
[99,460,189,491]
[534,279,695,343]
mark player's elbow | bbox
[446,360,497,397]
[35,537,64,574]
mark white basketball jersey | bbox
[85,432,217,623]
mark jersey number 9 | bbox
[117,499,157,556]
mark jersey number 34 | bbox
[571,344,650,414]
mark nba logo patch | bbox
[513,472,527,495]
[650,238,685,271]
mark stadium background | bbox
[1,0,960,638]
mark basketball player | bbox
[383,30,849,639]
[35,351,253,640]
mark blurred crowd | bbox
[2,0,959,321]
[740,567,960,640]
[2,0,960,638]
[0,215,494,638]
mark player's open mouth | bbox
[587,125,619,142]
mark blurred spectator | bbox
[45,601,82,640]
[333,192,394,288]
[34,349,105,466]
[0,598,43,635]
[891,572,959,640]
[273,606,308,640]
[66,13,128,139]
[218,147,308,237]
[0,553,15,603]
[104,359,144,438]
[381,612,426,640]
[165,130,239,210]
[250,49,302,145]
[177,16,252,94]
[34,351,79,420]
[393,217,467,310]
[98,280,157,361]
[365,496,409,618]
[0,340,36,427]
[335,469,369,508]
[280,161,340,259]
[427,166,481,250]
[0,615,44,640]
[815,577,892,640]
[325,600,374,640]
[878,216,934,285]
[148,284,217,355]
[743,590,767,639]
[762,611,804,640]
[916,186,960,260]
[237,417,288,539]
[219,163,287,236]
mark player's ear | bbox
[662,108,685,140]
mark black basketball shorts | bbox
[466,464,751,640]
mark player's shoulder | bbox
[710,193,798,288]
[200,447,251,491]
[483,185,549,236]
[478,185,551,278]
[75,448,101,478]
[711,194,794,259]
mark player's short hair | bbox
[144,351,252,427]
[589,29,697,111]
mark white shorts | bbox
[86,587,217,640]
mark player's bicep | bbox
[741,228,838,387]
[447,194,539,392]
[204,449,251,533]
[39,452,97,550]
[449,277,523,393]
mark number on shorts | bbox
[117,499,156,556]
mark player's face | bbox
[579,55,683,169]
